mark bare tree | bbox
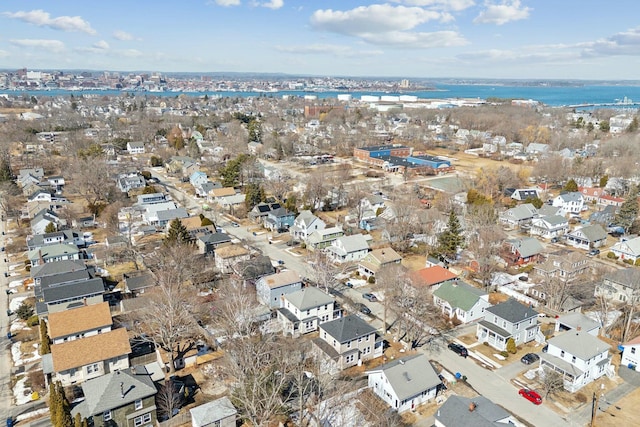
[375,264,408,335]
[541,367,564,398]
[68,158,119,216]
[156,379,184,420]
[128,243,203,379]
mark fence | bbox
[156,411,190,427]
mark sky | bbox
[1,0,640,80]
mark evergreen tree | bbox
[506,337,517,354]
[56,382,73,427]
[40,321,51,355]
[164,219,192,245]
[199,213,214,227]
[45,222,57,233]
[438,209,464,259]
[563,179,578,193]
[284,194,298,215]
[599,175,609,188]
[49,382,60,426]
[524,196,544,209]
[0,149,12,182]
[615,185,639,233]
[219,154,249,187]
[244,183,265,210]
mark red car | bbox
[519,388,542,405]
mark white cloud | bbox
[391,0,476,11]
[473,0,531,25]
[259,0,284,9]
[310,4,461,49]
[579,28,640,57]
[211,0,241,6]
[9,39,65,52]
[275,43,383,57]
[3,9,96,34]
[113,30,135,41]
[92,40,109,50]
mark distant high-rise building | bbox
[400,79,410,88]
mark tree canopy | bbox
[615,185,639,232]
[563,178,579,193]
[438,209,465,259]
[164,218,193,245]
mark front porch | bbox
[476,321,511,351]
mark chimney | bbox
[39,250,45,265]
[577,326,582,331]
[469,402,477,412]
[399,359,405,365]
[120,382,125,398]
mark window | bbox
[134,413,152,427]
[561,350,565,358]
[86,363,99,374]
[632,347,636,355]
[347,340,352,349]
[363,346,370,355]
[103,411,112,422]
[135,399,143,410]
[572,356,576,363]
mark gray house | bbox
[434,395,517,427]
[595,268,640,303]
[565,224,608,250]
[255,270,303,308]
[476,298,541,351]
[499,203,538,228]
[71,366,157,427]
[315,315,383,370]
[190,396,237,427]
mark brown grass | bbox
[489,292,510,305]
[595,385,640,427]
[401,255,426,271]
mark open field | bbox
[428,148,534,176]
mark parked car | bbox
[7,417,13,427]
[362,293,377,302]
[356,303,372,315]
[447,343,468,358]
[521,353,540,365]
[550,236,559,243]
[588,248,600,256]
[231,221,240,227]
[519,388,542,405]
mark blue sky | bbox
[1,1,640,80]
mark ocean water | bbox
[3,84,640,107]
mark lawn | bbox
[595,385,640,426]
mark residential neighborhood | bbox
[2,73,640,427]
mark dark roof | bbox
[38,269,93,289]
[42,277,105,304]
[124,273,155,291]
[236,255,274,279]
[30,260,87,279]
[199,232,231,244]
[320,315,376,343]
[485,298,538,323]
[269,207,294,218]
[434,395,511,427]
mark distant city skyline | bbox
[1,1,640,80]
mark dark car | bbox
[363,293,377,302]
[6,418,13,427]
[521,353,540,365]
[356,303,372,315]
[519,388,543,405]
[588,248,600,256]
[447,343,468,358]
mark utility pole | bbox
[590,391,599,427]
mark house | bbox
[30,259,89,285]
[432,281,491,323]
[123,273,156,296]
[290,210,326,241]
[233,255,275,285]
[208,187,236,204]
[70,366,157,427]
[609,237,640,263]
[620,335,640,371]
[264,207,295,232]
[579,186,603,203]
[46,328,131,386]
[476,298,540,351]
[589,205,618,225]
[28,189,53,203]
[117,173,146,193]
[47,175,65,192]
[156,208,189,228]
[248,202,281,222]
[255,270,303,308]
[190,396,237,427]
[540,330,612,392]
[28,243,81,267]
[38,277,105,317]
[552,192,585,216]
[357,247,402,279]
[537,204,563,217]
[408,266,458,293]
[533,250,590,283]
[499,203,538,228]
[197,232,232,255]
[325,234,370,263]
[525,142,549,155]
[367,354,441,413]
[136,192,169,205]
[434,395,518,427]
[31,209,66,235]
[189,170,208,188]
[307,226,344,251]
[598,194,624,208]
[214,244,250,273]
[501,237,544,266]
[510,188,540,201]
[277,287,338,336]
[530,215,569,239]
[126,141,145,154]
[27,229,85,250]
[565,224,608,250]
[595,268,640,303]
[555,312,601,336]
[314,315,383,370]
[47,302,113,344]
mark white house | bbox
[316,315,383,370]
[277,287,338,336]
[325,234,370,263]
[290,210,326,242]
[476,298,541,351]
[565,224,608,250]
[595,268,640,304]
[621,335,640,371]
[609,237,640,263]
[530,215,569,239]
[432,281,491,324]
[255,270,303,308]
[126,141,145,154]
[367,354,441,413]
[555,312,601,336]
[190,396,237,427]
[540,330,612,392]
[434,395,518,427]
[552,192,585,216]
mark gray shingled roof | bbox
[71,367,157,418]
[190,396,237,426]
[434,395,511,427]
[42,277,105,303]
[548,330,610,361]
[506,237,544,258]
[571,224,607,241]
[485,298,538,323]
[285,287,334,311]
[320,315,376,344]
[124,273,155,291]
[368,354,440,401]
[31,260,87,279]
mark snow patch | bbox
[13,375,34,405]
[9,279,23,288]
[11,342,41,366]
[16,407,49,421]
[10,320,28,332]
[9,296,27,312]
